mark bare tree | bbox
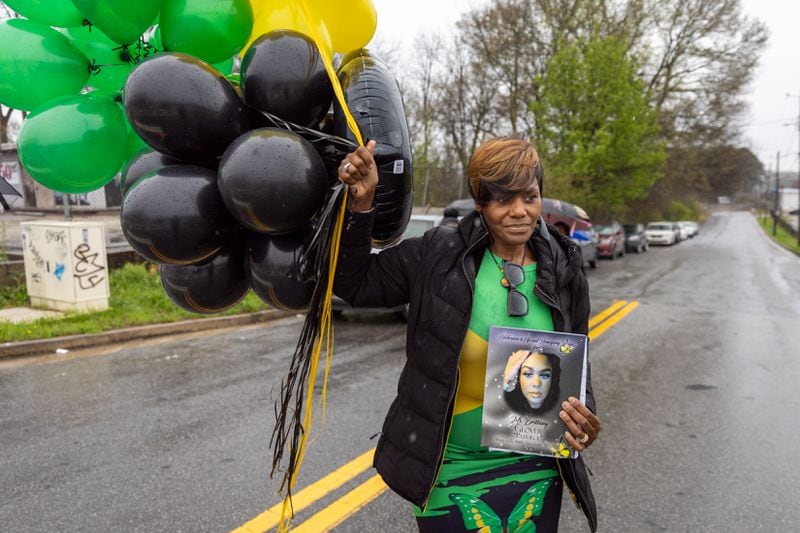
[436,33,500,196]
[457,0,540,134]
[643,0,767,144]
[402,34,446,205]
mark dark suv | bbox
[623,223,649,253]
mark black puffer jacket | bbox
[334,210,598,532]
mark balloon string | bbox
[276,2,361,531]
[277,191,349,533]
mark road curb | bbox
[0,309,296,360]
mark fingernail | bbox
[569,397,579,404]
[562,401,570,409]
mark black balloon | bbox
[218,128,328,235]
[160,232,249,314]
[119,149,181,196]
[334,50,413,248]
[241,30,333,127]
[121,165,237,265]
[248,231,314,312]
[123,53,256,164]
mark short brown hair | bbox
[468,135,543,205]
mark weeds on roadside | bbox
[0,273,27,308]
[755,209,800,255]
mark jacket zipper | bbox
[420,369,460,513]
[421,238,483,510]
[535,282,567,326]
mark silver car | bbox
[332,213,443,320]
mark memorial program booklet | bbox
[480,326,588,459]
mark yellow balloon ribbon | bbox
[244,0,332,58]
[275,2,363,531]
[296,0,364,146]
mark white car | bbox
[401,214,444,238]
[645,222,676,246]
[677,220,699,238]
[332,213,443,320]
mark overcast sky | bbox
[372,0,800,173]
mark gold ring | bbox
[578,433,589,444]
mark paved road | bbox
[1,210,799,532]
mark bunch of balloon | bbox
[8,0,412,318]
[121,0,394,315]
[115,1,337,313]
[4,0,254,197]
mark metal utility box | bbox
[20,221,110,312]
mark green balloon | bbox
[71,0,162,45]
[213,56,235,75]
[3,0,85,27]
[0,19,90,111]
[63,26,134,92]
[160,0,253,64]
[19,93,129,193]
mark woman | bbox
[503,349,561,415]
[335,136,602,532]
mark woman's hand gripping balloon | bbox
[339,140,378,212]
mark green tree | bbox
[532,35,665,219]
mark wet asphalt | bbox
[1,209,799,532]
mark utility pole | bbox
[796,89,800,246]
[773,152,780,237]
[787,91,800,246]
[766,162,771,212]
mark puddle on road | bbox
[685,384,718,391]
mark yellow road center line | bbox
[230,449,375,533]
[237,301,640,532]
[588,301,639,341]
[588,300,629,329]
[290,475,387,533]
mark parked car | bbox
[645,221,676,246]
[445,198,476,217]
[677,220,699,238]
[594,221,626,259]
[672,221,687,242]
[622,223,649,253]
[572,228,598,269]
[332,213,443,321]
[401,214,445,238]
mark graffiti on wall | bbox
[73,243,106,290]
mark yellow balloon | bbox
[244,0,331,57]
[309,0,377,53]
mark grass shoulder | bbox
[0,263,268,343]
[755,211,800,255]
